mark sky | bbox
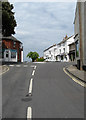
[10,1,76,61]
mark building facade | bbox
[44,44,57,61]
[44,35,74,62]
[2,36,23,62]
[68,42,75,61]
[74,2,86,70]
[56,35,75,62]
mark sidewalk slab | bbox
[66,65,85,82]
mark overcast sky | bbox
[10,2,76,61]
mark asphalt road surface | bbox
[2,62,84,119]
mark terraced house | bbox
[43,35,74,62]
[57,35,75,62]
[2,35,23,62]
[44,44,57,61]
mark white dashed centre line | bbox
[9,65,14,67]
[29,78,33,96]
[24,65,28,67]
[30,65,35,68]
[27,107,32,120]
[32,70,35,76]
[16,65,21,67]
[34,66,37,69]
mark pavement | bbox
[65,65,86,83]
[2,62,84,118]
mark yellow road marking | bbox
[63,67,86,87]
[0,66,9,76]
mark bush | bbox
[36,57,44,62]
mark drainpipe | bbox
[78,2,83,70]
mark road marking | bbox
[23,65,28,67]
[3,65,6,66]
[34,66,37,69]
[32,70,35,76]
[30,65,35,68]
[16,65,21,67]
[31,65,37,69]
[9,65,14,67]
[28,78,33,96]
[27,107,32,120]
[63,68,86,87]
[0,66,9,76]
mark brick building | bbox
[1,35,23,62]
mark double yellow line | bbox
[63,67,86,88]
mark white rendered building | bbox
[44,35,75,62]
[57,35,75,62]
[44,44,58,61]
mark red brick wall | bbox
[2,39,22,62]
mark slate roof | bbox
[0,33,22,43]
[57,35,74,45]
[44,44,57,52]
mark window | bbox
[76,40,79,57]
[54,48,57,51]
[49,51,51,54]
[11,51,16,58]
[13,41,16,47]
[63,48,65,53]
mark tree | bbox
[2,2,17,36]
[27,52,39,62]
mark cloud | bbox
[11,2,76,61]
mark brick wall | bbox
[2,39,22,62]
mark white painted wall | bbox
[44,36,74,62]
[66,36,75,61]
[56,36,74,62]
[21,51,23,62]
[44,45,57,61]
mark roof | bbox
[74,33,78,39]
[44,44,57,52]
[57,35,74,45]
[0,33,22,43]
[44,35,74,52]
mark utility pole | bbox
[78,2,83,70]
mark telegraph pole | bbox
[78,2,83,70]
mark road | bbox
[2,62,84,119]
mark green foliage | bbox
[36,57,44,62]
[27,52,39,62]
[2,2,17,36]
